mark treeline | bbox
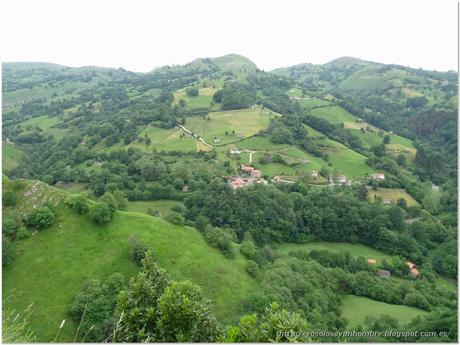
[184,180,457,278]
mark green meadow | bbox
[3,206,258,342]
[185,108,273,146]
[341,295,428,328]
[2,142,25,172]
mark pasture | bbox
[276,242,394,264]
[3,142,25,172]
[185,108,273,146]
[310,105,356,123]
[125,200,184,216]
[3,206,258,342]
[368,188,419,206]
[341,295,428,328]
[173,87,219,110]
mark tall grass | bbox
[2,299,35,343]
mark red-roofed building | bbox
[407,261,415,269]
[231,178,247,189]
[241,165,254,173]
[409,268,420,279]
[368,259,376,265]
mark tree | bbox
[2,236,14,266]
[26,206,55,229]
[245,260,259,277]
[383,135,391,144]
[240,240,257,260]
[422,190,441,214]
[67,195,89,214]
[2,191,17,207]
[164,211,185,226]
[225,303,311,342]
[114,251,170,342]
[128,236,149,265]
[101,192,118,213]
[356,183,368,201]
[185,87,199,97]
[157,281,222,342]
[396,154,406,166]
[70,273,126,342]
[90,202,113,225]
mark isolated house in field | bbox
[310,170,319,177]
[367,259,377,265]
[371,173,385,180]
[383,199,393,205]
[377,269,391,279]
[409,268,420,279]
[230,148,242,155]
[214,137,221,143]
[251,169,262,178]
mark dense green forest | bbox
[2,55,457,342]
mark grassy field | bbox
[298,98,331,109]
[3,205,258,342]
[125,200,184,216]
[310,105,357,123]
[185,108,273,146]
[173,87,219,110]
[368,188,419,206]
[286,88,303,98]
[324,146,374,178]
[18,115,68,140]
[341,295,428,328]
[2,142,25,172]
[276,242,394,264]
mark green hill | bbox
[3,180,258,342]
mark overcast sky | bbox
[1,0,458,72]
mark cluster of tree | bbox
[184,180,456,278]
[213,81,256,110]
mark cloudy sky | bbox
[1,0,457,72]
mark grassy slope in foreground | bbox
[3,206,257,342]
[341,295,428,328]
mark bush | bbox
[171,204,186,214]
[66,195,89,214]
[240,240,257,260]
[185,87,199,97]
[2,192,18,207]
[89,202,112,225]
[26,206,55,229]
[128,235,149,265]
[245,260,259,277]
[204,225,234,258]
[2,236,14,266]
[101,192,117,213]
[147,207,160,217]
[164,211,185,226]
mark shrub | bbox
[164,211,185,226]
[240,240,257,260]
[25,206,55,229]
[101,192,117,213]
[89,202,112,225]
[147,207,160,217]
[2,192,18,207]
[128,236,149,265]
[245,260,259,277]
[66,195,89,214]
[170,204,186,214]
[185,87,199,97]
[204,225,234,258]
[2,236,14,266]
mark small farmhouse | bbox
[337,175,347,184]
[367,259,376,265]
[230,148,242,155]
[310,170,319,177]
[377,269,391,279]
[231,177,247,189]
[409,268,420,279]
[251,169,261,178]
[241,165,254,173]
[371,173,385,180]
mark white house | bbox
[310,170,319,177]
[230,148,242,155]
[371,173,385,180]
[337,175,347,184]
